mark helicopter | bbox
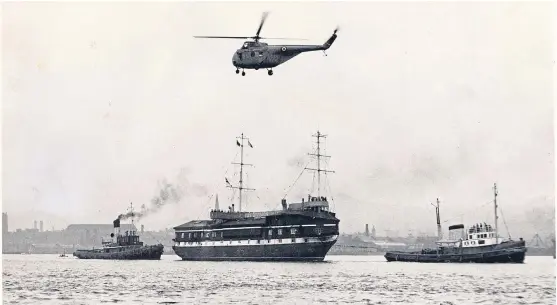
[194,12,339,76]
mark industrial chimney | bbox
[432,198,443,240]
[365,224,370,236]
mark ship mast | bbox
[494,183,498,243]
[305,131,335,198]
[129,202,135,233]
[227,133,255,212]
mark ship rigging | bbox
[171,131,340,261]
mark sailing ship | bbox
[73,203,164,260]
[172,131,340,261]
[385,184,527,263]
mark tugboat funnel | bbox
[113,218,121,237]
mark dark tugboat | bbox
[385,184,527,263]
[73,204,164,260]
[172,131,340,261]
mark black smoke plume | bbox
[116,168,208,221]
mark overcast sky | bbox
[3,1,554,238]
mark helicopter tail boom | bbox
[322,30,338,50]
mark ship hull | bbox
[173,236,337,261]
[73,244,164,260]
[385,243,527,263]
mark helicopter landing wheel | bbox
[267,69,273,76]
[242,71,246,76]
[235,69,239,74]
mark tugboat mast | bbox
[129,202,134,227]
[305,131,335,198]
[228,133,255,212]
[494,183,498,243]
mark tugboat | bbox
[172,131,340,261]
[73,204,164,260]
[385,184,527,263]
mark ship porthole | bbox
[281,46,287,51]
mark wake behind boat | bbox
[385,184,527,263]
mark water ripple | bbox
[2,255,555,305]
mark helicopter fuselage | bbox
[232,43,326,69]
[194,12,338,75]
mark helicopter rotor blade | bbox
[193,36,250,39]
[254,11,269,39]
[259,37,309,41]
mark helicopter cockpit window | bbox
[250,51,255,57]
[243,43,249,49]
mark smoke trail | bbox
[117,181,184,221]
[116,168,208,221]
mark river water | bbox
[2,254,555,305]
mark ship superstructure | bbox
[172,131,340,261]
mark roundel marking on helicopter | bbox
[281,46,287,52]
